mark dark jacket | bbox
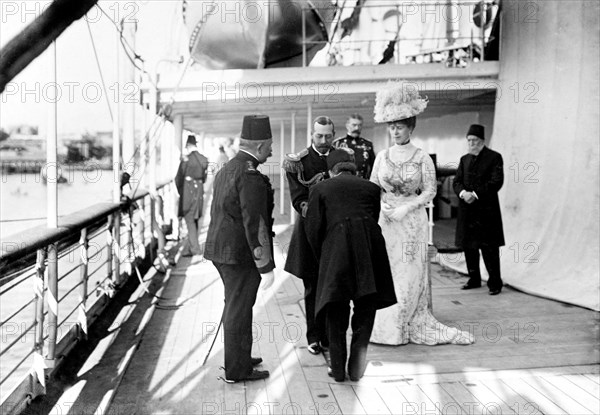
[305,173,397,316]
[332,135,375,179]
[175,150,209,218]
[283,146,329,280]
[453,146,505,249]
[204,151,275,273]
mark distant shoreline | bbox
[0,159,113,174]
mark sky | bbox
[0,0,188,136]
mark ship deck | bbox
[26,225,599,415]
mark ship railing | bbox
[0,181,174,415]
[301,0,499,67]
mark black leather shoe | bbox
[223,369,270,383]
[489,289,502,296]
[251,357,263,366]
[461,283,482,290]
[327,367,345,382]
[307,342,323,355]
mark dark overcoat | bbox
[453,146,505,249]
[283,146,329,280]
[204,151,275,273]
[175,151,209,218]
[305,173,397,316]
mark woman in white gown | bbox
[369,81,474,346]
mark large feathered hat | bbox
[373,80,428,123]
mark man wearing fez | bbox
[175,135,209,256]
[204,115,275,383]
[282,115,335,355]
[332,113,375,179]
[454,124,505,296]
[305,149,396,382]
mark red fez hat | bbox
[241,115,272,141]
[466,124,485,140]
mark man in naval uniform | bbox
[282,115,335,355]
[204,115,276,383]
[332,113,375,179]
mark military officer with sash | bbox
[332,113,375,179]
[204,115,275,383]
[282,115,335,355]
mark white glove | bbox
[382,203,410,222]
[260,270,275,290]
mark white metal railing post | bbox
[301,5,307,67]
[45,40,58,370]
[480,0,486,61]
[106,215,114,284]
[112,24,122,285]
[33,248,47,387]
[290,112,296,224]
[279,119,285,216]
[78,228,89,337]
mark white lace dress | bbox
[369,143,474,345]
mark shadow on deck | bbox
[26,223,599,415]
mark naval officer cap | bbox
[241,115,272,141]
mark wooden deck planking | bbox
[584,373,600,384]
[460,380,516,415]
[246,289,293,414]
[330,384,368,414]
[352,384,391,414]
[398,383,443,414]
[82,233,597,415]
[270,275,333,414]
[478,377,542,415]
[418,382,466,414]
[308,381,342,414]
[560,374,600,407]
[501,377,568,415]
[533,375,596,415]
[439,382,485,415]
[376,384,414,414]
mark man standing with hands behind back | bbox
[204,115,276,383]
[454,124,505,296]
[175,135,209,256]
[332,114,375,179]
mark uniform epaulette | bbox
[332,136,345,145]
[282,148,308,173]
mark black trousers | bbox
[303,277,325,345]
[325,299,376,381]
[183,212,201,254]
[213,262,261,380]
[464,246,503,291]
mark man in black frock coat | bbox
[282,116,335,354]
[453,124,505,295]
[305,149,396,382]
[204,115,276,383]
[175,135,209,256]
